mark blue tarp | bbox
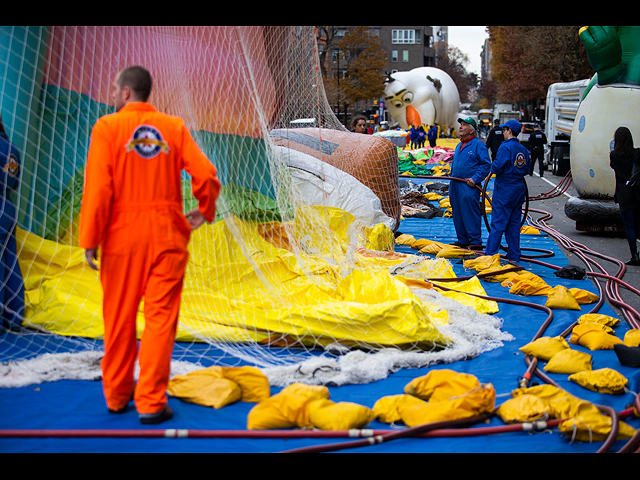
[0,181,639,453]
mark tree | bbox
[434,42,479,103]
[317,26,387,126]
[488,26,594,103]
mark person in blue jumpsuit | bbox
[449,117,492,249]
[0,114,24,331]
[485,120,531,262]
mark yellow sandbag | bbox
[480,265,520,283]
[569,288,600,305]
[517,388,637,442]
[624,329,640,347]
[168,366,270,409]
[405,369,482,402]
[308,399,376,431]
[247,383,330,430]
[545,286,581,311]
[519,336,571,362]
[423,193,443,201]
[512,384,572,407]
[439,198,451,209]
[554,396,637,442]
[503,272,552,296]
[569,368,629,395]
[570,323,623,351]
[395,234,416,246]
[578,314,621,328]
[497,394,548,424]
[373,395,427,424]
[520,226,541,235]
[544,349,592,374]
[399,383,496,427]
[419,242,447,256]
[463,254,501,273]
[411,238,437,251]
[219,367,271,403]
[436,245,474,259]
[168,368,243,410]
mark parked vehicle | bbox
[544,79,590,176]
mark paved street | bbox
[525,171,640,320]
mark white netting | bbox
[0,26,510,388]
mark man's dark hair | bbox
[118,66,153,102]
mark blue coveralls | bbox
[450,136,491,246]
[0,132,24,330]
[485,138,531,262]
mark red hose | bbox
[0,419,567,441]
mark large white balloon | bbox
[570,83,640,199]
[384,67,461,132]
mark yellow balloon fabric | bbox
[16,206,468,351]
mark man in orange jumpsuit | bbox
[79,66,221,425]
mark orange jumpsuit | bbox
[79,102,221,415]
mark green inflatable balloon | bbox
[580,26,640,99]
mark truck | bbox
[494,104,521,125]
[544,79,590,176]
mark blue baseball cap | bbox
[500,120,522,134]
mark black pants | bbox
[621,207,640,257]
[530,147,544,176]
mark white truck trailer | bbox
[544,79,590,176]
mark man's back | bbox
[79,102,220,250]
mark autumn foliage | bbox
[488,26,594,103]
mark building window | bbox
[392,29,420,44]
[392,50,398,62]
[403,50,409,63]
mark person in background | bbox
[417,126,427,149]
[484,120,531,263]
[352,116,368,134]
[408,124,418,149]
[449,117,492,250]
[428,124,438,148]
[486,119,505,162]
[610,126,640,266]
[528,124,548,177]
[0,113,24,332]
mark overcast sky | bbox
[448,26,488,76]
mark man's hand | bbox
[465,178,476,188]
[86,248,99,271]
[186,209,207,230]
